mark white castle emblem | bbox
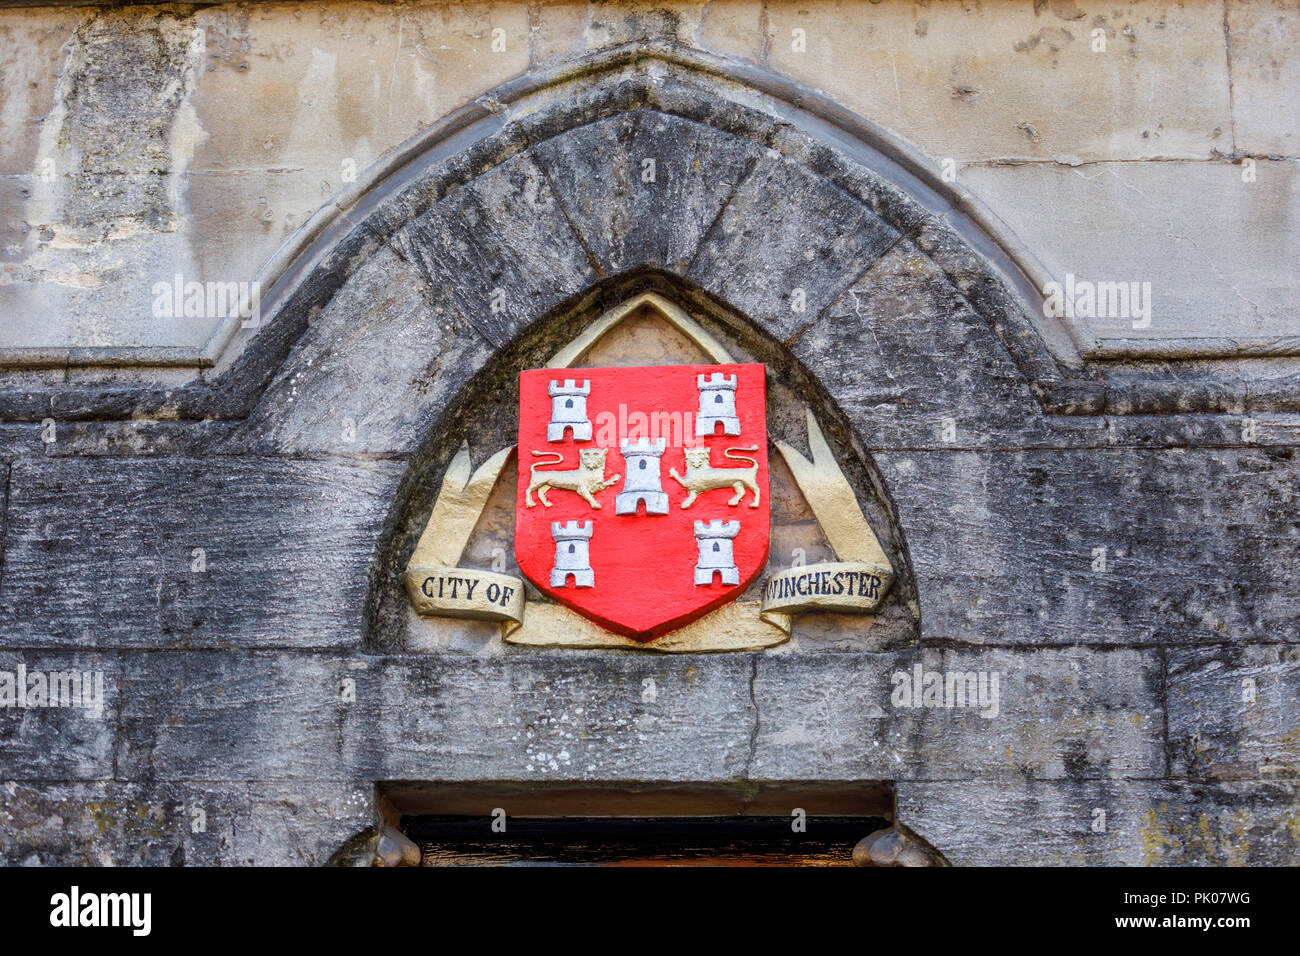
[550,520,594,588]
[693,519,740,586]
[547,379,592,442]
[695,372,740,437]
[616,438,668,515]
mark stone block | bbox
[766,0,1232,163]
[0,457,403,647]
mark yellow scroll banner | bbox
[403,444,526,636]
[761,561,892,618]
[759,409,895,633]
[403,408,895,647]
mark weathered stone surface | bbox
[1226,0,1300,157]
[1168,643,1300,780]
[0,780,372,866]
[46,10,201,236]
[116,651,358,781]
[905,211,1074,383]
[898,779,1300,866]
[231,152,602,455]
[0,224,213,353]
[0,636,1290,867]
[4,52,1289,420]
[0,651,117,780]
[752,648,1165,781]
[184,167,339,295]
[765,0,1233,163]
[0,9,76,176]
[696,0,764,62]
[19,400,1300,461]
[78,643,1148,790]
[792,238,1058,448]
[0,2,1293,370]
[230,243,494,455]
[389,150,599,348]
[532,110,760,274]
[108,650,755,783]
[188,3,530,175]
[0,8,219,352]
[688,151,902,341]
[526,0,589,66]
[46,645,1158,787]
[0,457,403,647]
[202,214,391,419]
[38,420,240,458]
[360,652,757,782]
[961,159,1300,358]
[765,122,932,237]
[875,448,1300,645]
[583,0,707,52]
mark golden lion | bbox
[669,445,761,509]
[526,448,620,509]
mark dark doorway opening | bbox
[380,780,894,867]
[404,814,889,866]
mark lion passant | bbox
[668,445,761,508]
[526,448,621,509]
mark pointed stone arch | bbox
[168,45,1086,664]
[0,43,1098,426]
[216,47,1080,461]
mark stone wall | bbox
[0,1,1296,866]
[1,0,1296,374]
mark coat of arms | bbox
[403,293,895,653]
[514,364,769,638]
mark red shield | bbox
[515,363,770,639]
